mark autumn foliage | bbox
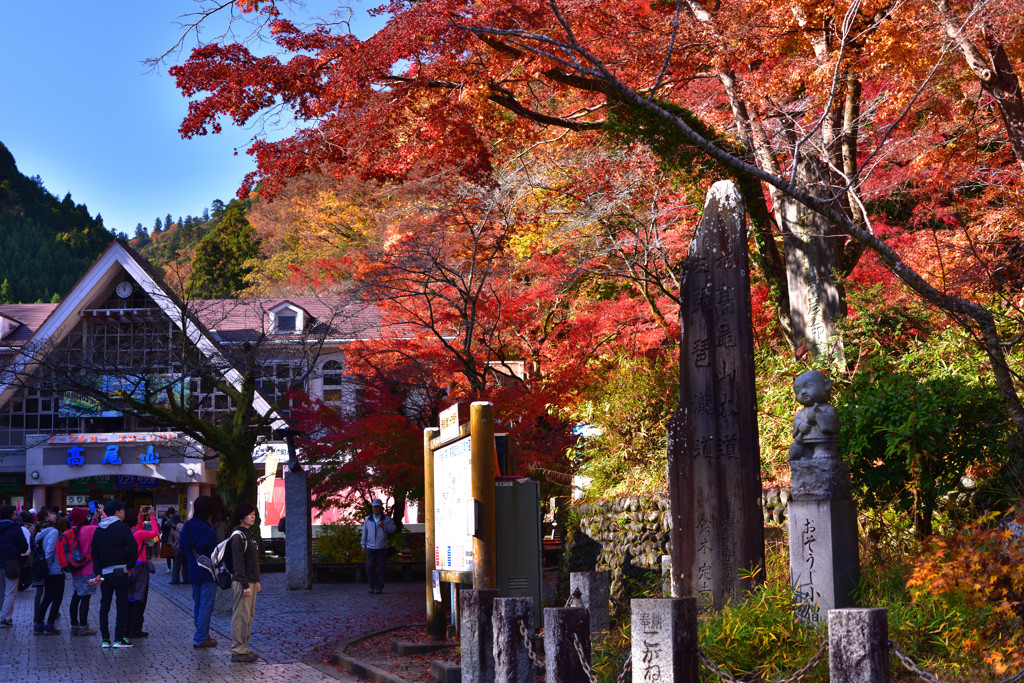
[906,511,1024,673]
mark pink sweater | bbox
[75,523,98,576]
[132,515,159,565]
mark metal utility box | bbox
[494,478,544,626]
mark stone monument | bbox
[283,431,313,590]
[667,180,765,609]
[786,371,859,622]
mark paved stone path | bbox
[0,570,425,682]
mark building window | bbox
[277,313,297,333]
[322,360,344,408]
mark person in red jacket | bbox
[67,507,98,636]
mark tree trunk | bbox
[779,155,847,363]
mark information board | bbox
[433,435,474,572]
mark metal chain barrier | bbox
[616,652,633,683]
[697,637,829,683]
[572,632,600,683]
[518,619,545,671]
[889,640,1024,683]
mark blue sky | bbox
[0,1,384,236]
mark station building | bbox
[0,240,375,526]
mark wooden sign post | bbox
[424,401,497,639]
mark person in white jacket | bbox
[360,499,396,594]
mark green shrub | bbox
[313,523,362,562]
[838,329,1011,538]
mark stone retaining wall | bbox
[560,488,792,608]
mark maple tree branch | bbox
[651,0,683,100]
[487,85,605,131]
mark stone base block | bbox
[430,661,462,683]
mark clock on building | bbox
[115,281,134,299]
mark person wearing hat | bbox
[360,498,397,594]
[91,499,138,648]
[67,506,98,636]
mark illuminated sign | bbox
[47,432,179,445]
[139,445,160,464]
[67,446,85,466]
[101,446,122,465]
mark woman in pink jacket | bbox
[125,506,158,639]
[67,507,98,637]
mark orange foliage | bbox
[907,511,1024,673]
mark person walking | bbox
[126,506,158,638]
[169,514,188,584]
[17,511,33,592]
[0,504,28,628]
[360,498,396,595]
[92,499,138,648]
[181,495,218,649]
[67,507,98,636]
[228,502,260,663]
[159,507,176,573]
[32,506,65,635]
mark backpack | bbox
[31,532,50,583]
[207,529,245,590]
[170,522,183,551]
[55,526,90,572]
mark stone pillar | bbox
[492,597,534,683]
[461,589,499,683]
[569,571,610,640]
[631,598,699,683]
[186,482,200,518]
[661,555,674,597]
[788,459,859,623]
[284,469,313,590]
[667,180,765,609]
[544,607,590,683]
[829,609,890,683]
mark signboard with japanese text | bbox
[432,435,473,572]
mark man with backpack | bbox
[180,495,218,649]
[228,502,260,663]
[0,504,28,628]
[92,499,138,648]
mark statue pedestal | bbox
[284,469,313,590]
[787,459,859,623]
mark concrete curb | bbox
[332,622,429,683]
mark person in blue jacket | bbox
[180,495,219,648]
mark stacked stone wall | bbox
[560,489,792,608]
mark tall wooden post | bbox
[424,427,446,640]
[470,401,497,589]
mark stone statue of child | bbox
[788,370,840,461]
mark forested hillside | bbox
[0,142,113,303]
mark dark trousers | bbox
[366,548,388,591]
[128,564,150,635]
[98,572,129,642]
[69,592,91,626]
[170,552,187,583]
[34,574,65,625]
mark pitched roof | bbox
[0,304,59,345]
[193,297,382,344]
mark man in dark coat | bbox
[0,504,28,628]
[181,495,219,648]
[91,499,138,648]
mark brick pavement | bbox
[0,570,426,682]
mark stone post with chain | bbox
[492,597,534,683]
[544,606,591,683]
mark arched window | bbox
[322,360,344,407]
